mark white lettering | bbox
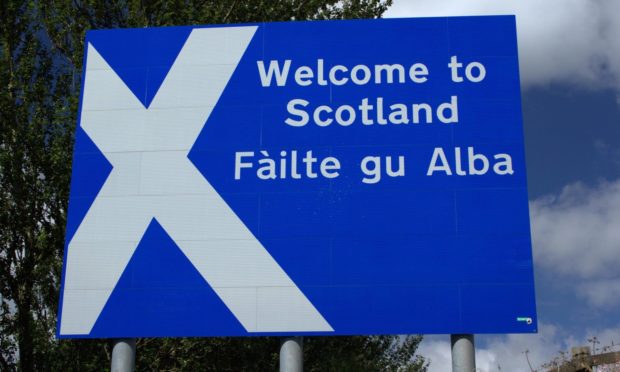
[329,65,349,86]
[361,156,382,184]
[320,157,341,178]
[375,64,406,84]
[448,56,464,83]
[313,105,333,127]
[235,152,254,179]
[294,66,314,86]
[335,105,356,126]
[427,148,452,175]
[465,62,486,82]
[493,154,514,175]
[285,99,309,127]
[351,65,372,85]
[437,96,459,124]
[408,63,428,83]
[257,60,291,87]
[468,147,489,175]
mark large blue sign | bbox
[58,16,537,338]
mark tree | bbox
[1,1,428,370]
[1,1,77,370]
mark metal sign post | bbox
[451,334,475,372]
[280,337,304,372]
[280,337,303,372]
[111,338,136,372]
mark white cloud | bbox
[530,180,620,308]
[420,325,561,372]
[421,324,620,371]
[576,279,620,309]
[418,338,452,372]
[386,0,620,92]
[419,339,507,372]
[531,180,620,278]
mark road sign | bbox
[58,16,537,338]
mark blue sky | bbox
[386,1,620,370]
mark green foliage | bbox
[305,335,427,371]
[1,0,428,370]
[1,1,75,370]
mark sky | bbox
[385,0,620,370]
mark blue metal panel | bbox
[59,16,537,338]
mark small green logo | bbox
[517,317,533,325]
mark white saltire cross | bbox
[60,26,332,335]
